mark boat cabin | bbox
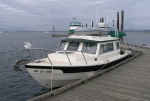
[57,36,120,55]
[54,35,121,64]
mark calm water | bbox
[0,31,150,101]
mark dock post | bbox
[121,10,124,31]
[100,18,104,23]
[53,25,55,36]
[91,21,94,27]
[117,12,119,31]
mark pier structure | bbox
[28,44,150,101]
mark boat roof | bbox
[61,36,119,43]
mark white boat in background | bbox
[69,22,81,34]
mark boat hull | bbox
[26,68,94,88]
[25,53,131,88]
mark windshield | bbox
[82,42,97,54]
[58,41,66,51]
[67,42,79,51]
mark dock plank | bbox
[85,81,150,100]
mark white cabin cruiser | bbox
[23,26,131,89]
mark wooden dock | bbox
[28,45,150,101]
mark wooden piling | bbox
[100,18,104,23]
[91,21,94,27]
[121,10,124,31]
[102,18,104,23]
[117,12,119,31]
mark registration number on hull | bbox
[33,69,52,73]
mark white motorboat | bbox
[23,24,131,89]
[13,13,131,89]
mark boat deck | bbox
[28,44,150,101]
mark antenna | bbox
[96,6,97,26]
[73,17,76,22]
[107,12,109,26]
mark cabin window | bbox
[107,43,114,51]
[116,42,120,50]
[82,42,97,54]
[67,42,79,51]
[100,43,114,54]
[58,41,66,50]
[100,44,107,54]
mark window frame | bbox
[67,42,80,51]
[57,41,66,51]
[107,43,114,52]
[116,42,120,50]
[82,42,97,54]
[100,42,114,54]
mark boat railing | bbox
[63,51,88,65]
[77,51,88,64]
[26,48,56,64]
[55,50,88,65]
[26,48,88,65]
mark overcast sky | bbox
[0,0,150,31]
